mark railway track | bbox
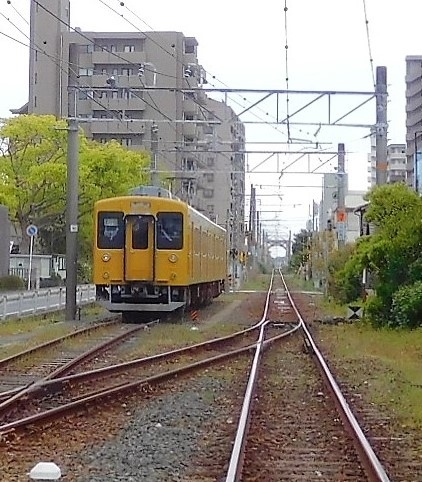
[190,270,392,481]
[0,318,154,419]
[0,315,293,433]
[0,271,415,480]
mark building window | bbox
[203,189,214,198]
[78,68,94,76]
[184,43,195,54]
[78,90,93,100]
[184,113,194,121]
[206,157,215,167]
[121,138,132,147]
[182,158,195,171]
[184,136,194,146]
[123,45,135,52]
[34,72,37,84]
[112,68,118,76]
[183,91,196,101]
[101,68,108,75]
[110,45,116,52]
[204,173,214,182]
[111,91,118,99]
[122,68,133,76]
[82,44,94,53]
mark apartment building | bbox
[405,55,422,190]
[367,132,407,186]
[15,0,246,253]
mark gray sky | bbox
[0,0,420,241]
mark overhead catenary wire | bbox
[109,0,319,145]
[362,0,376,88]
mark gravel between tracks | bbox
[0,292,260,482]
[2,287,420,481]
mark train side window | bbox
[98,212,124,249]
[157,212,183,250]
[132,216,149,249]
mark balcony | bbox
[90,119,146,135]
[182,122,199,137]
[183,98,199,115]
[91,97,146,111]
[91,51,146,65]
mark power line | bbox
[362,0,376,88]
[105,0,312,143]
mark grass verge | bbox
[320,322,422,428]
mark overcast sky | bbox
[0,0,421,243]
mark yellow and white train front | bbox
[93,196,190,313]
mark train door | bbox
[124,215,155,282]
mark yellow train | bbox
[93,186,227,321]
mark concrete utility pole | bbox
[375,66,388,185]
[337,143,346,247]
[150,123,159,187]
[65,118,79,321]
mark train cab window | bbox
[98,212,124,249]
[157,212,183,250]
[132,216,149,249]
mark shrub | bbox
[0,275,25,291]
[391,281,422,329]
[364,294,391,328]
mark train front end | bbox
[93,190,190,318]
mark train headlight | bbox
[102,253,111,262]
[102,272,110,279]
[168,254,178,263]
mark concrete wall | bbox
[0,205,11,277]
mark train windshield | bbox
[156,212,183,250]
[97,212,124,249]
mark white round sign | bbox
[26,224,38,237]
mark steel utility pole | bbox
[150,123,159,187]
[337,143,346,247]
[375,66,388,185]
[65,118,79,321]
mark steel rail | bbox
[0,323,147,418]
[19,328,262,397]
[281,270,391,482]
[0,324,300,434]
[3,281,281,402]
[0,325,299,435]
[224,271,278,482]
[0,318,119,369]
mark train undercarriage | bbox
[96,280,225,322]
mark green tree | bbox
[0,115,68,253]
[0,114,150,267]
[289,229,311,271]
[352,184,422,328]
[327,243,362,303]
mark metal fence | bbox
[0,284,96,320]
